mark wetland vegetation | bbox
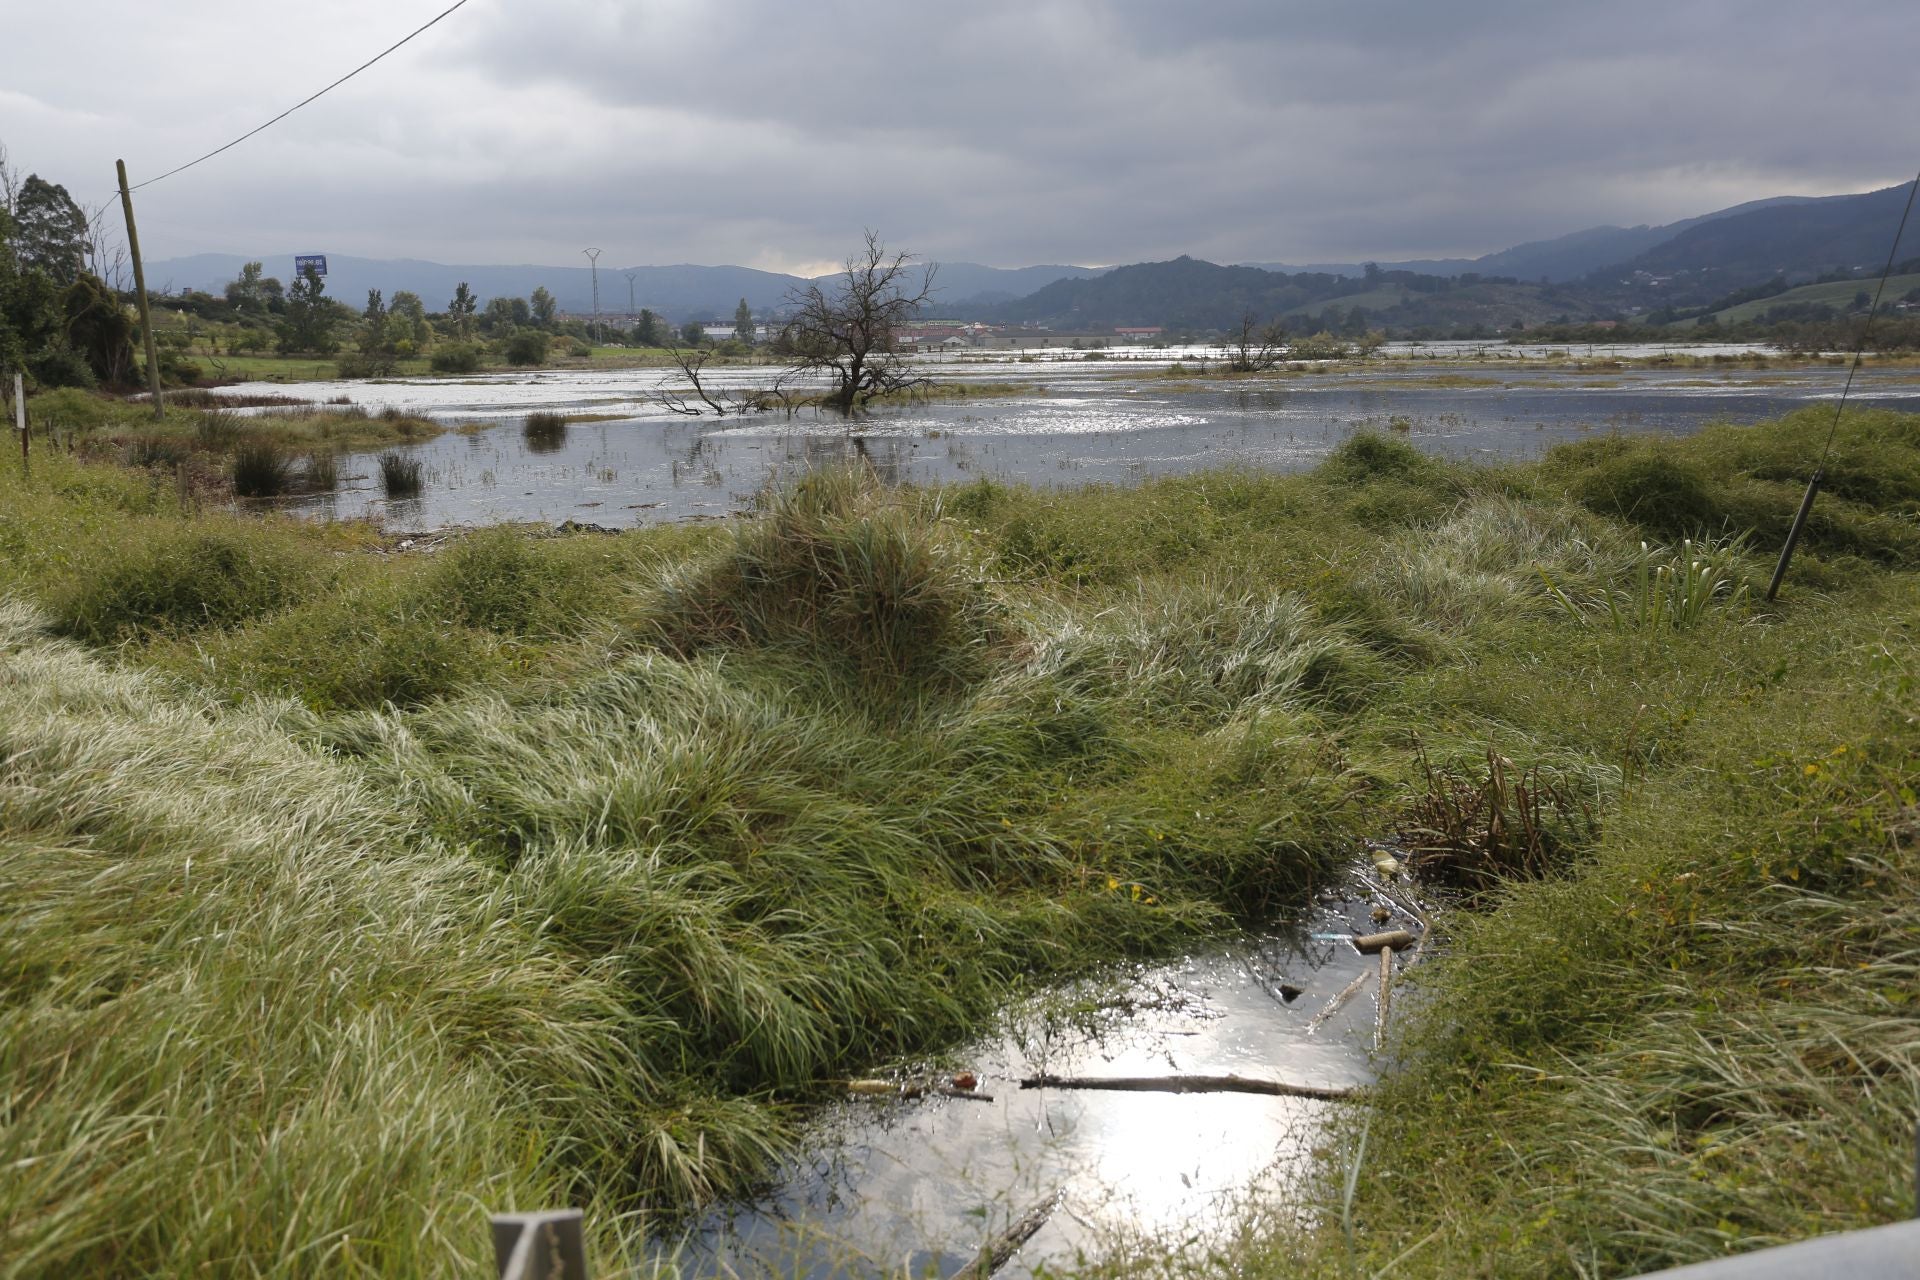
[1,392,1916,1275]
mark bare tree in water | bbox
[781,231,934,414]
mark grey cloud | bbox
[5,0,1914,271]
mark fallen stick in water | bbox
[1306,967,1376,1035]
[1375,945,1395,1052]
[967,1191,1060,1278]
[1019,1073,1359,1101]
[1352,929,1417,954]
[843,1080,996,1103]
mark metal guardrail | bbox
[1627,1219,1920,1278]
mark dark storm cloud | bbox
[5,0,1914,271]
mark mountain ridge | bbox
[141,254,1103,321]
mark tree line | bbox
[0,145,137,391]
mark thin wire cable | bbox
[1813,168,1920,465]
[1766,167,1920,600]
[127,0,475,193]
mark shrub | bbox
[504,329,549,367]
[156,350,203,386]
[27,344,98,390]
[428,343,483,374]
[378,451,423,498]
[333,350,398,379]
[230,440,292,498]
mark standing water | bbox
[205,348,1920,531]
[663,888,1411,1278]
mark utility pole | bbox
[116,160,164,419]
[582,247,601,343]
[624,271,637,320]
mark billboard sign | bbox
[294,254,328,277]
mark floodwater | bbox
[664,889,1406,1279]
[208,345,1920,531]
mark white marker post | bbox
[13,371,25,473]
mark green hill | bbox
[1702,272,1920,325]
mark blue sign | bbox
[294,254,328,277]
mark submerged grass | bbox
[0,406,1916,1274]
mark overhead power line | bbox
[127,0,476,193]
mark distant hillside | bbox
[924,263,1104,311]
[1689,271,1920,326]
[989,256,1595,333]
[1243,196,1823,283]
[993,257,1357,330]
[1613,185,1914,286]
[142,254,1096,322]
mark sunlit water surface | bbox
[207,346,1920,531]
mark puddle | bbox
[664,888,1417,1278]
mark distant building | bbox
[1114,326,1164,340]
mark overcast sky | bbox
[4,0,1913,273]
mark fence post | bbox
[13,371,25,476]
[491,1210,589,1280]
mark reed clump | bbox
[301,448,339,492]
[229,438,292,497]
[523,410,569,452]
[378,450,424,498]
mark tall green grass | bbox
[2,408,1917,1275]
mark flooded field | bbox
[209,346,1920,530]
[668,888,1404,1279]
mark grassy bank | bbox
[0,404,1915,1275]
[13,387,447,504]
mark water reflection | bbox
[671,894,1396,1280]
[205,357,1920,531]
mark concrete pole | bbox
[116,160,164,419]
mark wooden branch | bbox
[1353,929,1417,954]
[1306,967,1375,1035]
[967,1192,1058,1279]
[844,1079,995,1103]
[1019,1073,1359,1101]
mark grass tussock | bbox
[0,402,1918,1274]
[642,467,1009,697]
[48,520,330,645]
